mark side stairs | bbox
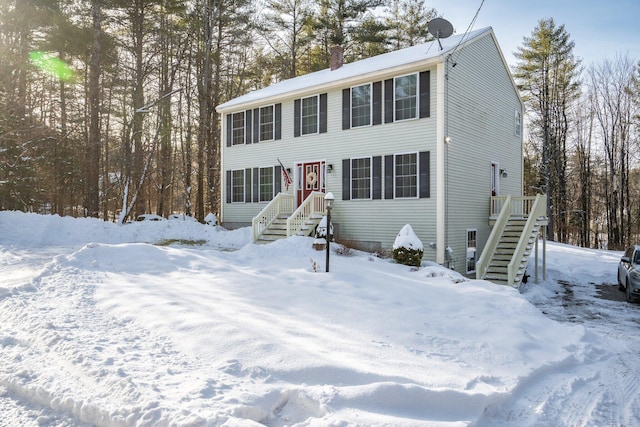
[256,213,323,244]
[483,218,540,286]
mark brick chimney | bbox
[330,45,344,71]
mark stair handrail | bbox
[507,194,547,285]
[286,191,326,237]
[252,192,294,242]
[477,195,512,280]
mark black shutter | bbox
[226,170,232,203]
[373,81,382,125]
[419,151,430,198]
[319,93,328,133]
[226,114,232,147]
[253,108,260,142]
[245,110,252,144]
[274,165,282,194]
[384,155,394,199]
[244,168,251,202]
[275,103,282,140]
[342,159,351,200]
[294,99,301,137]
[342,88,351,130]
[419,71,430,118]
[372,156,382,199]
[384,79,394,123]
[253,167,259,202]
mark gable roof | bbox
[217,26,494,112]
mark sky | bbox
[2,211,640,425]
[427,0,640,68]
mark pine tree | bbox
[514,18,581,242]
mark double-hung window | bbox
[301,95,319,135]
[351,84,371,127]
[395,153,418,198]
[394,74,418,121]
[351,157,372,199]
[231,112,245,145]
[466,229,477,273]
[259,167,274,202]
[231,169,244,202]
[259,106,274,141]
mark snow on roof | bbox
[217,26,493,111]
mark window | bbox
[231,112,245,145]
[301,95,319,135]
[351,84,371,127]
[515,110,522,137]
[259,167,273,202]
[351,157,372,199]
[395,74,418,121]
[466,229,477,273]
[231,169,244,202]
[395,153,417,198]
[260,106,274,141]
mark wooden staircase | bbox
[482,218,540,285]
[477,195,547,287]
[255,213,323,244]
[252,191,327,244]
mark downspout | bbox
[436,60,446,264]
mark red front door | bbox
[297,161,324,206]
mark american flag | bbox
[277,158,292,191]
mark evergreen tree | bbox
[514,18,581,242]
[385,0,437,50]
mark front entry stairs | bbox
[252,192,326,244]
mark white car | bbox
[618,245,640,303]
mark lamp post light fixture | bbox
[324,192,335,272]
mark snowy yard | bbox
[1,211,639,426]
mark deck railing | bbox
[286,191,326,237]
[251,193,294,242]
[507,194,547,285]
[490,196,540,218]
[477,195,512,280]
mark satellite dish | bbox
[428,18,454,50]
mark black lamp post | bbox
[324,192,334,272]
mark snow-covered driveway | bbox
[1,212,640,426]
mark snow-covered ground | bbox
[1,211,639,426]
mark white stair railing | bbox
[252,193,294,242]
[287,191,326,237]
[477,195,511,280]
[507,194,547,285]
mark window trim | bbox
[230,169,245,203]
[258,166,274,202]
[351,83,373,128]
[301,94,320,136]
[350,156,373,200]
[259,105,275,142]
[466,228,477,274]
[515,110,522,137]
[231,111,245,145]
[394,151,419,199]
[393,73,418,122]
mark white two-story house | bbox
[216,26,547,284]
